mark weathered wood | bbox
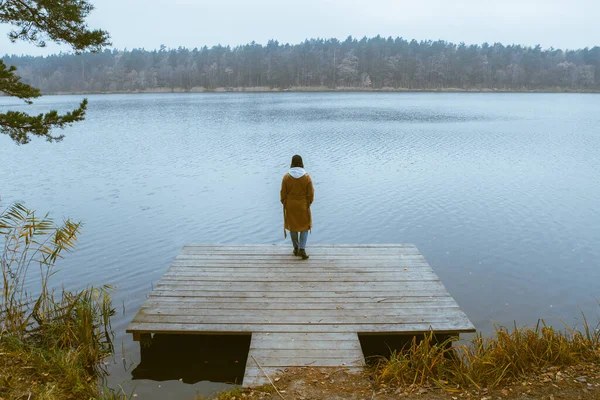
[131,314,472,325]
[137,297,457,313]
[148,290,450,299]
[183,244,416,249]
[127,320,475,334]
[154,281,444,291]
[127,244,476,387]
[162,271,437,280]
[138,307,462,317]
[172,258,426,264]
[250,332,359,341]
[246,357,364,366]
[247,349,362,358]
[171,260,429,266]
[250,341,361,350]
[244,332,365,386]
[147,294,452,303]
[164,267,430,273]
[168,263,430,270]
[164,266,434,273]
[175,250,424,257]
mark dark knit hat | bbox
[290,154,304,168]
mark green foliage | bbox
[0,84,88,143]
[0,0,109,51]
[1,202,80,335]
[0,59,40,101]
[0,0,109,144]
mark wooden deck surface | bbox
[127,244,475,386]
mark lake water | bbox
[1,92,599,398]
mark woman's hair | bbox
[290,154,304,168]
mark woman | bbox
[280,155,314,260]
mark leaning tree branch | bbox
[0,99,88,144]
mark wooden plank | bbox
[184,244,416,249]
[147,292,456,307]
[180,244,418,250]
[177,253,423,259]
[168,263,430,269]
[154,281,444,291]
[127,321,476,334]
[147,289,450,297]
[243,366,362,377]
[174,255,424,261]
[250,341,361,350]
[243,331,365,386]
[162,270,437,279]
[174,256,428,269]
[242,366,362,377]
[245,357,364,367]
[153,279,444,288]
[162,270,435,276]
[174,252,425,258]
[137,300,460,310]
[159,276,438,283]
[247,349,362,358]
[179,262,425,269]
[137,307,462,318]
[250,332,359,341]
[172,259,427,264]
[147,294,451,303]
[130,310,474,326]
[164,266,433,273]
[179,253,422,259]
[167,264,429,270]
[131,313,472,325]
[177,251,423,255]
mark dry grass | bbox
[0,202,122,400]
[206,316,599,399]
[374,316,600,391]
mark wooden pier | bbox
[127,244,475,386]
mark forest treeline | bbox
[3,36,600,93]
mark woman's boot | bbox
[299,248,309,260]
[293,246,299,256]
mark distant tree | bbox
[0,0,109,144]
[337,54,359,86]
[3,35,599,97]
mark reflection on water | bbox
[1,92,599,398]
[132,335,250,385]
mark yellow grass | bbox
[374,316,600,391]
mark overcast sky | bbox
[1,0,598,56]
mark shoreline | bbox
[209,363,599,400]
[39,86,600,95]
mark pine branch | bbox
[0,60,41,104]
[0,0,110,52]
[0,98,87,144]
[0,0,108,144]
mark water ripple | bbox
[1,92,600,398]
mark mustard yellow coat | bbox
[280,173,314,233]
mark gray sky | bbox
[1,0,598,56]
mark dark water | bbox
[1,92,599,398]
